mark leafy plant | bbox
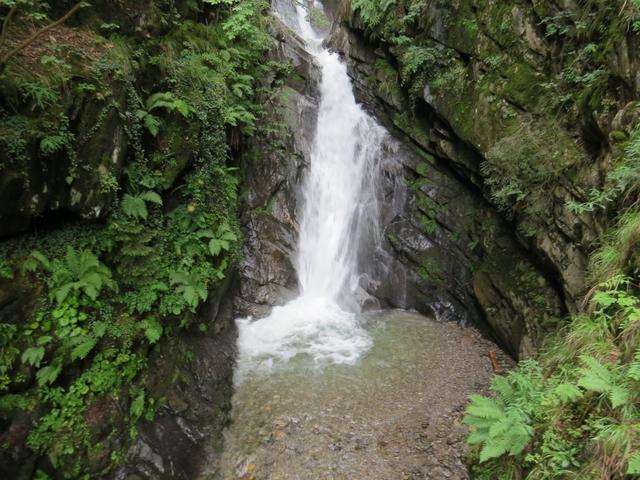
[198,222,238,256]
[141,317,162,344]
[21,345,45,367]
[49,248,116,304]
[18,79,59,111]
[122,191,163,220]
[351,0,396,30]
[481,122,582,214]
[169,271,208,310]
[464,361,541,463]
[136,92,191,136]
[467,274,640,478]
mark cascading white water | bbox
[235,2,388,377]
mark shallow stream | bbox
[215,311,502,479]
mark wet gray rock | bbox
[234,16,322,318]
[0,84,128,237]
[322,9,565,358]
[114,274,237,480]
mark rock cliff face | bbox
[235,0,568,358]
[0,54,128,238]
[115,277,236,480]
[234,7,321,318]
[291,0,640,357]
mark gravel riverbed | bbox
[206,310,511,480]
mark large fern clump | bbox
[465,126,640,478]
[465,277,640,478]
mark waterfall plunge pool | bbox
[213,310,504,480]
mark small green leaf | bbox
[37,335,53,346]
[173,99,191,117]
[122,194,148,220]
[628,453,640,474]
[143,318,163,344]
[140,191,163,205]
[143,114,161,136]
[21,346,45,367]
[209,239,223,256]
[36,363,62,386]
[24,250,51,272]
[71,337,96,361]
[553,383,583,402]
[53,283,73,305]
[196,229,215,239]
[130,391,145,420]
[578,356,614,393]
[610,386,630,408]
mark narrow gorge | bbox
[1,1,639,479]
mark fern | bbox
[137,92,191,136]
[169,271,208,310]
[553,383,584,403]
[40,134,67,155]
[23,250,52,272]
[224,104,256,129]
[578,355,630,408]
[70,337,96,361]
[465,395,535,462]
[122,191,163,220]
[351,0,396,29]
[19,79,60,111]
[628,349,640,381]
[400,45,440,82]
[629,453,640,474]
[21,346,45,367]
[464,361,544,464]
[141,317,163,344]
[49,247,117,304]
[36,362,62,386]
[137,112,161,136]
[122,194,147,219]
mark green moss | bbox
[611,130,629,142]
[393,111,431,149]
[447,0,479,54]
[481,119,584,214]
[502,62,544,108]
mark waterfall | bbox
[235,1,388,377]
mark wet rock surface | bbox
[215,311,513,480]
[234,12,321,319]
[320,0,640,357]
[321,9,566,358]
[114,275,238,480]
